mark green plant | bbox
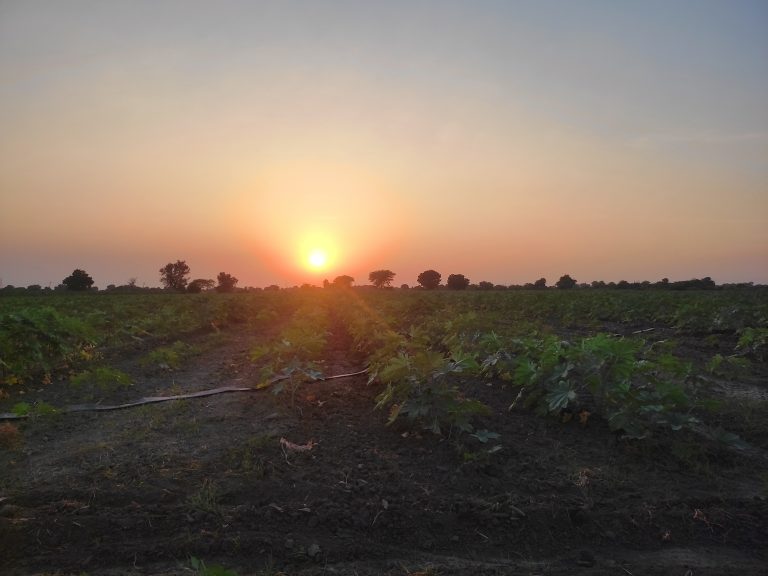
[70,366,133,392]
[226,434,273,477]
[0,307,94,388]
[188,479,221,515]
[476,332,701,439]
[737,327,768,360]
[142,341,197,370]
[470,429,501,443]
[267,356,323,407]
[11,402,30,417]
[11,400,59,418]
[375,349,488,435]
[706,353,749,378]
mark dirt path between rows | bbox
[1,319,766,575]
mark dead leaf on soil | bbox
[279,437,317,452]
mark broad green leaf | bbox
[546,381,576,412]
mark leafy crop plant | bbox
[375,349,488,435]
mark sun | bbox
[307,249,328,270]
[297,231,338,275]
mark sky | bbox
[1,0,766,288]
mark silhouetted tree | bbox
[400,284,409,290]
[700,276,716,289]
[159,260,190,291]
[447,274,470,290]
[669,277,717,291]
[417,269,441,290]
[533,278,547,289]
[333,275,354,288]
[556,274,577,289]
[369,269,395,288]
[188,278,215,293]
[62,269,94,291]
[216,272,238,293]
[478,281,494,291]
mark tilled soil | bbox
[1,322,766,575]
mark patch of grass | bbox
[158,381,184,396]
[11,400,59,418]
[171,411,200,435]
[226,434,274,477]
[142,340,199,370]
[203,330,229,349]
[188,478,221,515]
[189,556,239,576]
[70,366,132,394]
[119,404,168,441]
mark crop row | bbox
[0,292,301,397]
[1,289,765,449]
[330,290,761,448]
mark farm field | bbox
[1,289,767,575]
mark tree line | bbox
[0,263,760,295]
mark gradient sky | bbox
[1,0,766,288]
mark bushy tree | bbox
[188,278,215,293]
[159,260,190,291]
[368,269,395,288]
[533,277,547,289]
[447,273,470,290]
[417,269,441,290]
[216,272,238,293]
[556,274,577,289]
[333,275,354,288]
[62,269,94,291]
[478,281,494,290]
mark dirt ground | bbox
[1,318,767,575]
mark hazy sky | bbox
[1,0,766,288]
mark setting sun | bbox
[308,249,328,269]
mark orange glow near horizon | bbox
[236,154,408,284]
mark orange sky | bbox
[1,1,766,288]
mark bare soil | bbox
[1,319,767,575]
